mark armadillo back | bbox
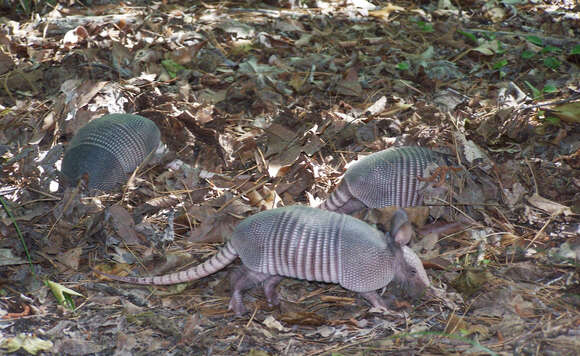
[61,114,161,192]
[345,146,441,208]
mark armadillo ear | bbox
[391,209,413,246]
[393,223,413,246]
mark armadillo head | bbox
[399,246,430,298]
[389,209,430,298]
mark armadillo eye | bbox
[410,268,417,275]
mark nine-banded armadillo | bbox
[61,114,161,193]
[96,206,429,315]
[319,146,453,214]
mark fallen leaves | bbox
[0,0,579,355]
[527,193,573,216]
[0,334,54,355]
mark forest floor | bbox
[0,0,579,355]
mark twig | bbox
[525,211,556,249]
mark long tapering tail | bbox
[318,182,366,214]
[94,241,238,285]
[318,182,352,211]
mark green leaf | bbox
[544,116,560,125]
[483,32,497,41]
[526,35,543,46]
[521,50,535,59]
[493,59,508,70]
[459,328,470,336]
[542,85,557,94]
[161,59,186,78]
[525,81,541,99]
[571,45,580,55]
[543,56,561,70]
[46,280,84,310]
[458,30,477,44]
[417,21,434,33]
[541,45,562,54]
[396,61,410,70]
[495,41,506,54]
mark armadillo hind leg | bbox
[229,267,273,315]
[335,198,366,214]
[263,276,284,307]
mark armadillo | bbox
[95,206,429,315]
[61,114,161,193]
[319,146,453,214]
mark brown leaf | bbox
[105,205,141,245]
[56,247,83,271]
[187,200,251,242]
[527,193,573,216]
[451,268,493,298]
[547,101,580,124]
[278,311,327,326]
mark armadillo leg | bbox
[229,267,272,315]
[359,291,409,316]
[262,276,284,306]
[335,198,367,214]
[359,291,388,309]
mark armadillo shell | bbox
[61,114,161,193]
[344,146,442,208]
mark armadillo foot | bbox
[263,276,284,306]
[229,266,274,315]
[361,292,408,317]
[359,291,388,309]
[229,291,247,316]
[382,293,411,310]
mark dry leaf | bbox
[527,193,573,216]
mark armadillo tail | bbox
[319,183,353,212]
[95,241,238,285]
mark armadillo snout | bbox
[406,280,428,299]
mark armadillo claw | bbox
[360,291,386,308]
[368,306,408,318]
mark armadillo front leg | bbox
[359,291,389,309]
[360,291,408,317]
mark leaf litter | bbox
[0,0,579,355]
